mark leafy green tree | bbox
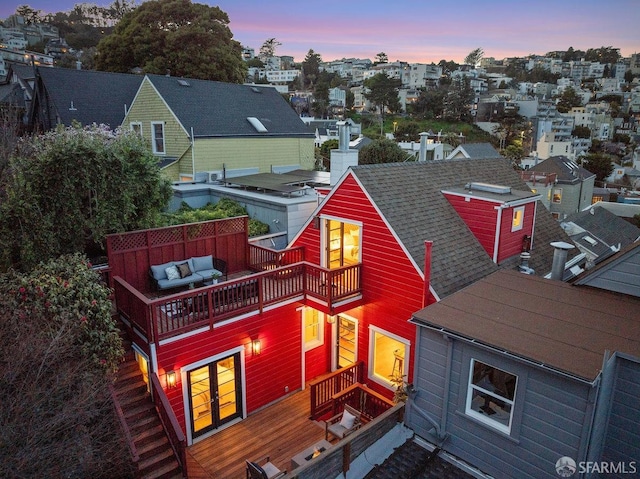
[438,59,459,74]
[572,125,591,139]
[259,37,281,60]
[302,49,322,88]
[359,138,408,164]
[443,76,474,122]
[464,47,484,67]
[0,124,172,271]
[410,88,446,119]
[555,86,584,113]
[584,46,620,65]
[375,52,388,64]
[0,253,130,478]
[583,153,614,182]
[394,121,421,142]
[246,57,265,68]
[364,72,402,129]
[95,0,246,82]
[15,4,42,24]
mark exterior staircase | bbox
[114,325,184,479]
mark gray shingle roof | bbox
[350,159,576,298]
[564,206,640,250]
[36,67,143,128]
[529,155,595,184]
[450,142,502,159]
[145,75,314,139]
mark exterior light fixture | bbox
[327,315,336,324]
[166,370,177,389]
[252,339,262,356]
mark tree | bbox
[583,153,614,183]
[301,49,322,88]
[0,253,130,478]
[410,88,445,119]
[259,37,281,60]
[95,0,247,83]
[15,4,42,24]
[464,47,484,67]
[359,138,408,164]
[364,72,402,132]
[555,86,584,113]
[572,125,592,139]
[0,124,173,271]
[394,121,421,142]
[375,52,388,65]
[443,76,474,122]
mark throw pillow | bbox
[165,265,180,281]
[177,262,191,278]
[339,409,356,429]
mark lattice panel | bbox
[196,221,217,238]
[149,227,183,246]
[217,217,246,234]
[109,232,148,252]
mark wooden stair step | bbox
[138,457,181,479]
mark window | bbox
[466,359,517,434]
[130,122,142,136]
[552,188,562,204]
[324,218,361,269]
[151,122,165,154]
[369,326,409,389]
[511,206,525,232]
[303,308,324,351]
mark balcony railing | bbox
[114,261,362,343]
[309,361,365,420]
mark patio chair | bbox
[325,404,362,441]
[213,257,228,281]
[245,456,286,479]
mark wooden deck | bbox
[186,387,327,479]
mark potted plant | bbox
[209,271,222,285]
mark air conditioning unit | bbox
[203,170,224,183]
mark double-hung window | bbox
[465,359,517,434]
[151,122,165,154]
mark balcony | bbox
[108,219,363,343]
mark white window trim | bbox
[320,215,363,268]
[552,188,563,204]
[367,325,410,391]
[511,206,525,232]
[302,307,324,351]
[464,359,517,435]
[130,121,142,136]
[151,121,166,155]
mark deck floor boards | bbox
[187,387,327,479]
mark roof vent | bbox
[247,117,268,133]
[251,87,262,93]
[177,79,190,87]
[466,182,511,194]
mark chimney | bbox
[550,241,574,281]
[418,132,428,162]
[330,121,358,186]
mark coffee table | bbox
[290,439,332,470]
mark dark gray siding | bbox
[600,356,640,477]
[581,248,640,298]
[408,327,595,479]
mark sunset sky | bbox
[2,0,638,64]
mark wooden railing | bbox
[309,361,365,420]
[248,244,305,271]
[109,383,139,464]
[150,373,187,478]
[519,170,557,187]
[331,382,395,422]
[114,261,362,342]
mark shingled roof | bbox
[33,67,142,128]
[529,155,595,184]
[350,158,576,298]
[563,206,640,253]
[144,75,314,139]
[447,142,502,159]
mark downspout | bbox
[423,241,433,307]
[580,351,609,468]
[439,335,454,440]
[190,127,195,180]
[493,205,504,263]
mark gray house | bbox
[407,269,640,479]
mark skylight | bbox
[177,79,190,87]
[247,117,268,133]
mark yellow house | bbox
[123,75,315,181]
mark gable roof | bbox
[446,142,502,159]
[528,155,595,184]
[573,242,640,297]
[412,269,640,381]
[144,75,314,139]
[349,158,576,298]
[33,66,143,128]
[563,206,640,252]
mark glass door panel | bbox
[337,316,356,368]
[216,356,238,421]
[189,366,213,435]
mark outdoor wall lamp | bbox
[251,339,262,356]
[327,315,336,324]
[166,370,177,389]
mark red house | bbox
[109,157,573,449]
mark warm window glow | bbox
[466,359,517,434]
[303,308,323,350]
[370,328,408,388]
[552,188,562,204]
[511,206,525,232]
[592,195,603,204]
[326,219,361,269]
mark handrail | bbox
[331,382,395,422]
[150,373,187,478]
[309,361,364,419]
[109,383,140,463]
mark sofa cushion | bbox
[165,265,180,281]
[157,275,196,290]
[177,262,191,278]
[192,255,213,272]
[150,261,175,281]
[339,409,357,429]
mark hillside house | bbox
[408,268,640,479]
[123,75,315,181]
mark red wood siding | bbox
[157,302,303,436]
[292,174,433,395]
[496,201,536,263]
[443,193,498,258]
